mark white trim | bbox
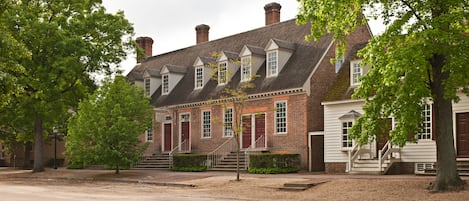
[223,107,234,138]
[350,59,363,86]
[161,118,173,153]
[194,66,204,89]
[218,61,228,85]
[241,56,252,82]
[322,99,365,106]
[304,41,334,96]
[274,100,288,135]
[145,128,153,142]
[266,50,279,77]
[201,109,211,139]
[162,74,169,95]
[308,131,324,172]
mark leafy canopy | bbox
[66,76,153,172]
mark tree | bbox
[297,0,468,191]
[2,0,135,172]
[66,76,153,174]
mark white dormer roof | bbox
[217,51,239,62]
[240,45,266,57]
[160,64,187,95]
[264,38,295,52]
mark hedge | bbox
[171,154,207,172]
[248,153,300,174]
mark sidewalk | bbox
[0,167,434,187]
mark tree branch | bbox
[400,0,428,30]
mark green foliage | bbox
[171,154,207,172]
[0,0,136,172]
[66,76,153,174]
[248,153,300,174]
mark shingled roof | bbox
[127,19,334,108]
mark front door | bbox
[376,118,392,158]
[310,135,325,172]
[163,123,172,152]
[254,114,266,147]
[242,115,252,149]
[456,112,469,157]
[180,114,190,152]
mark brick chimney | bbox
[195,24,210,44]
[136,36,153,63]
[264,2,281,25]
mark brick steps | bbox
[210,152,247,171]
[133,153,170,169]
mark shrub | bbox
[171,154,207,172]
[248,153,300,174]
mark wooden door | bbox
[163,123,172,152]
[181,121,190,151]
[376,118,392,158]
[310,135,325,171]
[242,115,252,149]
[456,112,469,157]
[254,114,265,148]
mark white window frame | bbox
[417,104,432,140]
[162,74,169,95]
[144,78,150,96]
[274,100,287,134]
[350,60,363,86]
[146,128,153,142]
[202,110,211,138]
[341,121,353,149]
[267,50,278,77]
[241,57,251,82]
[218,62,227,85]
[195,66,204,89]
[223,107,233,137]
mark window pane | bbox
[275,101,287,133]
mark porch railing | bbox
[378,141,401,173]
[243,135,266,169]
[347,143,372,172]
[206,137,237,168]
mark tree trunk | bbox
[236,135,240,181]
[430,54,465,191]
[23,142,32,169]
[33,118,45,172]
[115,164,120,174]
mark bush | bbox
[171,154,207,172]
[248,153,300,174]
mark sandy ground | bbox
[1,168,468,201]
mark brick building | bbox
[128,2,372,170]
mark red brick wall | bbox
[325,162,347,173]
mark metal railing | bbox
[169,139,188,168]
[243,135,266,169]
[206,137,237,169]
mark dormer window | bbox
[144,78,151,96]
[218,62,228,85]
[162,74,169,95]
[351,60,363,86]
[195,67,204,89]
[241,57,251,82]
[267,51,278,77]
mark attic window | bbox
[162,74,169,95]
[144,78,150,96]
[195,67,204,89]
[241,57,251,82]
[267,51,278,77]
[350,60,363,86]
[218,62,227,85]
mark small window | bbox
[275,101,287,134]
[218,62,227,85]
[223,108,233,137]
[195,67,203,89]
[417,104,432,140]
[144,78,150,96]
[241,57,251,82]
[146,128,153,142]
[267,51,278,77]
[342,121,353,148]
[202,110,211,138]
[335,53,344,73]
[351,60,363,85]
[162,74,169,95]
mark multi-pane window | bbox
[223,108,233,137]
[146,128,153,142]
[241,57,251,82]
[144,78,150,96]
[267,51,278,77]
[218,62,227,85]
[351,60,363,85]
[162,74,169,95]
[418,104,432,140]
[275,101,287,134]
[195,67,203,89]
[202,110,211,138]
[342,121,353,148]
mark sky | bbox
[102,0,385,75]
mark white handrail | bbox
[169,139,188,168]
[243,135,266,169]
